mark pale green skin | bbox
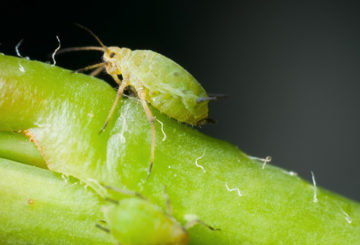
[104,47,209,125]
[103,198,189,245]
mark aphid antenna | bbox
[74,23,108,50]
[56,46,105,55]
[56,24,108,55]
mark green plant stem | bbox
[1,54,360,244]
[0,131,46,168]
[0,157,115,245]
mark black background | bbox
[2,0,360,201]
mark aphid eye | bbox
[109,52,115,58]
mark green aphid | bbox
[59,24,214,178]
[102,198,189,245]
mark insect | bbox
[98,186,217,245]
[101,198,189,245]
[59,24,216,178]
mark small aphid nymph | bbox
[59,24,215,178]
[102,198,189,245]
[98,186,218,245]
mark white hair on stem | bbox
[311,171,318,203]
[156,119,167,141]
[225,183,242,197]
[262,156,272,169]
[15,39,24,57]
[194,151,206,173]
[51,36,61,66]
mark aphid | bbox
[59,24,215,178]
[98,186,217,245]
[101,198,189,245]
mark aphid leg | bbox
[96,221,122,245]
[138,90,156,179]
[104,185,145,199]
[163,185,173,216]
[104,197,120,204]
[95,223,110,233]
[90,65,105,76]
[99,78,129,133]
[74,62,107,73]
[184,218,220,231]
[110,73,123,85]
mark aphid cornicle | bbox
[59,24,212,178]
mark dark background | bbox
[2,0,360,201]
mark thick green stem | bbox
[0,131,46,168]
[0,157,115,245]
[0,54,360,244]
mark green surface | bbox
[0,157,115,245]
[0,54,360,244]
[0,131,46,168]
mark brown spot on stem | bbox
[20,129,49,168]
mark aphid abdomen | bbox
[149,90,205,124]
[127,50,209,125]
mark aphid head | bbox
[103,47,132,75]
[103,47,122,62]
[104,47,131,62]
